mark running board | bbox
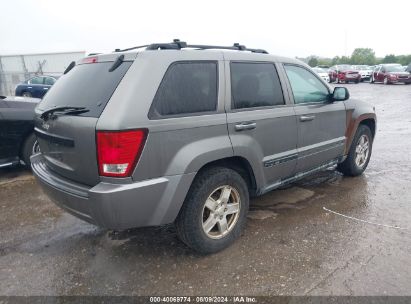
[259,159,339,195]
[0,161,20,168]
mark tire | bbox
[21,133,39,168]
[370,76,374,83]
[175,167,249,254]
[355,79,360,84]
[383,77,389,85]
[22,92,32,97]
[337,125,373,176]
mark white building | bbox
[0,51,85,96]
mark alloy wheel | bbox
[355,135,370,168]
[201,185,241,239]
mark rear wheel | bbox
[21,133,39,168]
[22,92,32,97]
[337,125,373,176]
[175,167,249,254]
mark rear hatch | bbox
[34,54,134,186]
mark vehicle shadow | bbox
[106,169,349,257]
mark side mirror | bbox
[332,87,349,101]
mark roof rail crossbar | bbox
[145,40,268,54]
[114,44,150,52]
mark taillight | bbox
[96,130,147,177]
[82,56,98,64]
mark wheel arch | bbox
[360,118,376,138]
[344,112,376,155]
[194,156,258,197]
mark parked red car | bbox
[329,65,361,84]
[370,64,411,85]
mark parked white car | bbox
[352,65,373,81]
[312,67,330,82]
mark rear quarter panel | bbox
[97,51,233,181]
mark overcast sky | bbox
[1,0,410,58]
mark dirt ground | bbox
[1,83,411,296]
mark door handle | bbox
[235,122,256,131]
[300,115,315,122]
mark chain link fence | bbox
[0,52,85,96]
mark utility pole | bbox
[344,29,348,57]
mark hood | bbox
[388,72,410,76]
[3,96,41,104]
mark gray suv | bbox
[31,41,376,254]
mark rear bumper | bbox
[31,154,195,229]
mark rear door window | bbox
[28,77,43,84]
[44,77,56,85]
[230,62,284,109]
[149,61,218,118]
[37,61,132,118]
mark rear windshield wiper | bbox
[40,106,89,120]
[109,55,125,72]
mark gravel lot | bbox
[1,83,411,296]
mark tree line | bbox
[301,48,411,67]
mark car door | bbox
[0,100,12,160]
[374,66,382,82]
[225,59,298,191]
[282,64,346,173]
[329,66,336,82]
[42,77,56,96]
[0,99,34,161]
[27,76,45,98]
[378,66,386,82]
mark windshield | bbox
[337,65,352,71]
[385,65,404,72]
[38,61,132,117]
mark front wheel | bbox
[175,167,249,254]
[383,77,389,85]
[21,133,40,168]
[337,125,373,176]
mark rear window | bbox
[149,61,218,119]
[38,61,132,117]
[231,62,284,109]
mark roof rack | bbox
[115,39,268,54]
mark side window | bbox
[150,61,218,118]
[231,62,284,109]
[28,77,43,84]
[44,77,56,85]
[284,65,330,104]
